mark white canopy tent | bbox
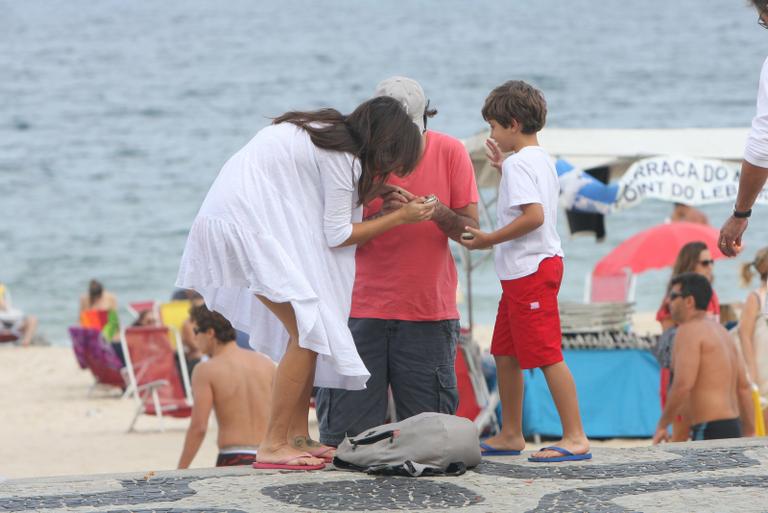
[463,127,748,189]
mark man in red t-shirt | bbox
[316,77,480,446]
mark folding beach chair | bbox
[159,300,191,350]
[68,326,90,370]
[455,328,500,436]
[121,326,193,431]
[0,285,24,343]
[127,300,158,319]
[584,268,637,303]
[68,327,127,396]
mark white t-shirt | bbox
[745,56,768,168]
[494,146,563,280]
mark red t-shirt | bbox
[656,289,721,324]
[350,131,479,321]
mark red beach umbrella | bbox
[593,222,726,276]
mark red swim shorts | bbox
[491,256,564,369]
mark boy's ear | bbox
[509,118,521,132]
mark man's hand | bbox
[380,186,416,215]
[485,138,504,172]
[458,226,494,250]
[718,216,747,257]
[652,426,670,445]
[397,197,436,224]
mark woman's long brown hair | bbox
[273,96,422,204]
[671,241,708,277]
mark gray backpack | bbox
[333,412,481,477]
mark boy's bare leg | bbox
[481,355,525,452]
[255,295,323,466]
[532,361,590,458]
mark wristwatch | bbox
[733,209,752,219]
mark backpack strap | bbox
[349,429,400,447]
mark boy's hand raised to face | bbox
[458,226,493,250]
[485,138,504,172]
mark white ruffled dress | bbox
[176,122,369,390]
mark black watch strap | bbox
[733,209,752,219]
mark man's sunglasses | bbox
[668,291,689,301]
[698,259,714,267]
[193,327,202,335]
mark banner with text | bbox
[615,155,768,210]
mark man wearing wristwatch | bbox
[719,1,768,256]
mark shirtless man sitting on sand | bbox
[178,304,276,468]
[653,272,754,443]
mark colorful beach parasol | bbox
[593,222,726,276]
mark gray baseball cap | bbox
[373,76,426,133]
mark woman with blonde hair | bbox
[738,247,768,427]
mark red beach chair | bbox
[584,268,637,303]
[121,326,193,431]
[127,300,158,319]
[455,328,499,436]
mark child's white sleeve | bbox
[502,160,542,208]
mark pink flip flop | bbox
[252,453,326,471]
[307,446,336,463]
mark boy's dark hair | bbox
[481,80,547,134]
[189,304,236,344]
[669,272,712,311]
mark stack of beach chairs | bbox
[559,301,657,350]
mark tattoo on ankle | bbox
[292,436,323,448]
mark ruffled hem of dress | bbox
[175,216,369,390]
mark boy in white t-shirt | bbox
[461,81,590,462]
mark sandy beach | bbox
[0,340,654,480]
[0,345,218,480]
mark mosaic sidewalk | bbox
[2,438,767,512]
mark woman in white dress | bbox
[176,96,435,469]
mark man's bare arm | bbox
[178,367,213,469]
[735,161,768,212]
[658,327,701,428]
[719,161,768,256]
[431,202,479,241]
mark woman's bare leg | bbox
[255,295,322,466]
[288,366,335,458]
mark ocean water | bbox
[2,0,768,345]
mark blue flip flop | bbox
[528,446,592,463]
[480,442,521,456]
